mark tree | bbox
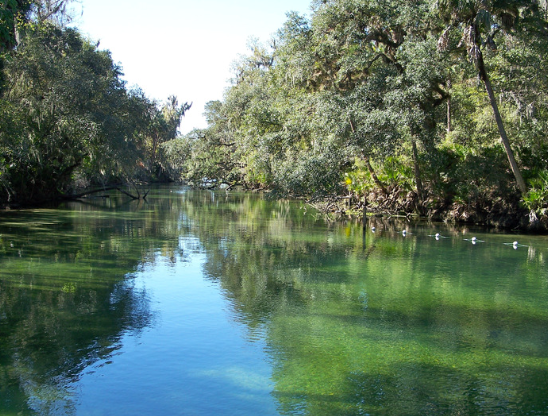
[30,0,76,26]
[275,1,449,206]
[148,96,191,179]
[1,0,32,94]
[0,23,140,203]
[0,0,75,52]
[187,0,548,224]
[168,100,243,187]
[433,0,545,195]
[0,0,33,51]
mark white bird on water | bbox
[464,236,483,244]
[428,233,446,239]
[503,240,522,248]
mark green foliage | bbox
[378,156,415,188]
[522,171,548,215]
[0,24,125,201]
[183,0,548,222]
[166,100,244,187]
[0,0,193,205]
[433,143,515,205]
[80,0,548,211]
[159,135,192,182]
[0,0,32,52]
[0,18,189,204]
[344,163,371,194]
[3,0,546,223]
[272,136,348,199]
[143,95,191,180]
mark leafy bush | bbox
[522,171,548,215]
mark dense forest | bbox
[2,0,548,230]
[0,0,191,203]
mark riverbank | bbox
[3,181,547,233]
[309,188,548,233]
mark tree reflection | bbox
[2,188,548,415]
[0,198,172,415]
[179,190,548,415]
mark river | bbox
[1,186,547,415]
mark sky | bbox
[73,0,313,133]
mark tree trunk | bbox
[411,136,424,204]
[446,78,452,133]
[364,155,387,194]
[477,49,527,195]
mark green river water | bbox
[1,187,548,415]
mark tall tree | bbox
[0,0,74,51]
[0,23,138,203]
[433,0,544,195]
[0,0,33,51]
[293,0,448,205]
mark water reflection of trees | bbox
[180,191,548,416]
[3,188,547,415]
[0,192,191,415]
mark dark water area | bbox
[1,186,548,415]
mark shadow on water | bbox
[271,361,548,416]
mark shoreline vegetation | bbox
[2,1,548,232]
[4,181,545,234]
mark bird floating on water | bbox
[464,236,484,244]
[364,230,534,251]
[427,233,446,240]
[503,240,525,249]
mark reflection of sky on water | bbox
[73,242,277,416]
[3,189,548,416]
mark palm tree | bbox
[435,0,530,195]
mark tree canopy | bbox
[0,0,190,204]
[166,0,548,228]
[1,0,548,229]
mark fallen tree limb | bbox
[65,185,147,201]
[66,186,119,199]
[115,186,139,200]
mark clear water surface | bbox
[1,187,548,415]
